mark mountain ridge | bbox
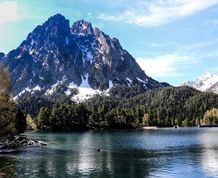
[1,14,169,99]
[182,72,218,94]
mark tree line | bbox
[1,63,218,134]
[18,84,218,130]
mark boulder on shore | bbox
[0,135,47,153]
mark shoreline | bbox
[24,125,218,135]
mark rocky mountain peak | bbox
[71,20,94,36]
[2,14,168,99]
[43,13,70,31]
[24,14,71,48]
[48,13,67,22]
[182,72,218,93]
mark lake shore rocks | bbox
[0,135,47,153]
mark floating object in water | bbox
[97,148,101,152]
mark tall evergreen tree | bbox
[0,64,26,137]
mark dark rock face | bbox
[2,14,168,96]
[3,14,82,95]
[0,52,4,60]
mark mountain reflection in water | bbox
[1,128,218,178]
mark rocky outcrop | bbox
[0,135,47,153]
[2,14,168,97]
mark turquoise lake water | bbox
[1,128,218,177]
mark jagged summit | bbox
[43,13,69,28]
[26,14,71,47]
[48,13,67,21]
[2,14,168,99]
[71,20,94,36]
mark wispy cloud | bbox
[0,1,21,24]
[136,39,218,78]
[150,39,218,52]
[98,0,218,27]
[137,54,192,78]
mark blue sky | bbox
[0,0,218,85]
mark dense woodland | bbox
[0,61,218,132]
[18,84,218,131]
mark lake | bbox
[1,128,218,178]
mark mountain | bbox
[208,82,218,94]
[182,72,218,94]
[1,14,168,99]
[0,52,4,60]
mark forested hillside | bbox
[18,85,218,130]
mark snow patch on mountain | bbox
[109,80,113,88]
[45,81,62,95]
[33,85,41,91]
[14,87,37,100]
[182,72,218,92]
[72,87,102,102]
[137,77,146,84]
[80,74,89,87]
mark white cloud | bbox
[136,54,191,78]
[98,0,218,27]
[136,39,218,79]
[0,1,20,24]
